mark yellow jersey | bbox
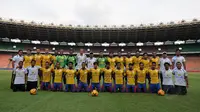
[149,69,159,84]
[140,59,150,69]
[132,56,142,69]
[115,57,124,69]
[53,68,64,83]
[90,68,101,83]
[125,57,133,68]
[101,68,113,83]
[78,69,89,83]
[34,54,43,66]
[125,69,136,85]
[42,54,52,67]
[40,67,53,82]
[65,69,76,84]
[113,69,124,84]
[136,69,148,84]
[107,57,116,70]
[23,55,34,68]
[150,57,160,69]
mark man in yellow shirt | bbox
[148,62,160,93]
[115,52,124,69]
[65,62,76,92]
[34,49,43,67]
[89,62,101,91]
[125,63,137,92]
[77,62,89,92]
[150,52,160,69]
[113,62,124,92]
[52,62,64,91]
[23,49,34,68]
[136,62,148,92]
[140,52,150,69]
[125,52,133,69]
[42,48,53,68]
[132,51,142,69]
[101,62,113,92]
[106,52,116,70]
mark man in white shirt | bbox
[86,52,97,69]
[172,49,186,70]
[13,61,27,92]
[159,52,172,72]
[76,49,87,70]
[11,50,24,89]
[160,62,175,94]
[26,59,41,91]
[173,62,189,95]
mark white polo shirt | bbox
[26,66,41,82]
[173,68,188,86]
[159,57,172,71]
[76,53,87,70]
[172,56,186,69]
[12,55,24,69]
[161,69,174,86]
[14,68,27,84]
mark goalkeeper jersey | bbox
[67,56,76,68]
[97,57,106,68]
[56,55,67,68]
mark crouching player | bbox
[173,62,189,95]
[125,63,137,92]
[77,62,89,92]
[89,62,101,91]
[101,62,113,92]
[39,62,53,90]
[52,62,64,91]
[160,62,174,94]
[13,61,27,92]
[136,62,148,92]
[113,62,124,92]
[148,62,160,93]
[64,62,76,92]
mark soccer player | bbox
[11,50,24,89]
[125,52,133,69]
[89,62,101,91]
[125,63,137,92]
[101,62,113,92]
[34,49,43,67]
[52,62,64,91]
[173,62,189,95]
[115,52,124,70]
[86,52,97,69]
[113,62,124,92]
[97,51,106,69]
[42,48,53,68]
[76,49,87,70]
[39,62,53,90]
[51,50,59,67]
[77,62,89,92]
[132,51,142,69]
[107,52,116,70]
[13,61,27,92]
[172,49,186,70]
[23,49,34,68]
[66,49,76,69]
[56,49,67,68]
[26,59,41,91]
[140,52,150,69]
[148,62,160,93]
[136,62,148,92]
[64,62,77,92]
[150,52,160,69]
[160,62,174,94]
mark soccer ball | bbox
[91,90,98,97]
[158,89,165,96]
[30,88,37,95]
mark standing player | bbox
[160,62,174,94]
[172,49,186,70]
[52,62,64,91]
[132,51,142,69]
[11,50,24,89]
[77,62,89,92]
[39,62,53,90]
[125,52,133,69]
[107,52,116,70]
[115,52,124,70]
[56,49,67,68]
[51,50,59,68]
[101,62,113,92]
[148,62,160,93]
[64,62,77,92]
[140,52,150,69]
[26,60,41,91]
[86,52,97,69]
[113,62,124,92]
[173,62,189,95]
[34,49,43,67]
[125,63,137,92]
[76,49,87,70]
[136,62,148,92]
[12,61,27,92]
[23,49,34,68]
[66,49,76,69]
[97,51,106,69]
[150,52,160,69]
[42,48,53,68]
[89,62,101,91]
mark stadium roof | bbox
[0,18,200,43]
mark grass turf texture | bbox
[0,71,200,112]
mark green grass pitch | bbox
[0,70,200,112]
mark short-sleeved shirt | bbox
[172,56,186,69]
[86,57,97,69]
[14,68,27,84]
[125,69,136,85]
[76,54,87,70]
[113,69,124,84]
[12,55,24,69]
[101,68,112,83]
[78,69,88,83]
[159,57,172,71]
[161,69,174,86]
[53,68,64,83]
[148,69,159,84]
[26,66,41,82]
[136,69,148,84]
[173,68,188,86]
[65,69,76,84]
[90,68,101,83]
[40,67,53,82]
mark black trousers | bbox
[13,84,25,92]
[162,85,175,94]
[10,71,15,89]
[27,81,38,91]
[175,85,187,95]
